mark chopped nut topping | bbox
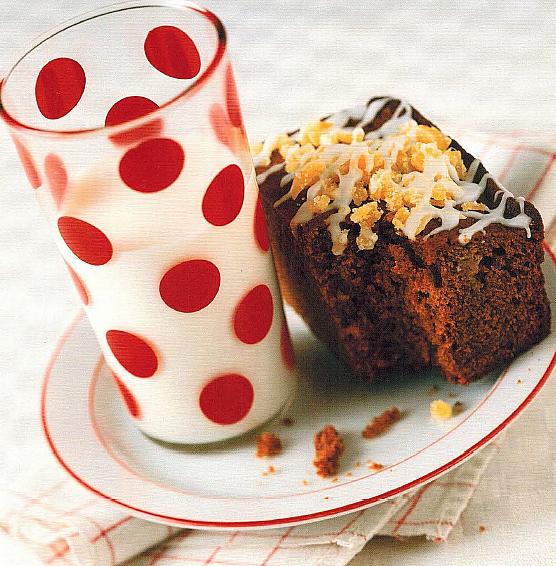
[261,98,532,252]
[461,201,488,212]
[350,201,382,225]
[331,229,349,256]
[309,194,331,214]
[430,399,453,420]
[270,118,471,253]
[251,133,294,168]
[350,201,383,250]
[249,140,263,155]
[392,206,411,230]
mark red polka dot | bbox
[119,138,184,193]
[159,259,220,313]
[105,96,162,146]
[202,164,244,226]
[280,321,296,369]
[254,195,270,252]
[58,216,113,266]
[112,372,141,419]
[45,154,67,209]
[64,261,89,305]
[106,330,158,378]
[35,58,86,119]
[209,103,232,148]
[225,64,243,128]
[199,373,254,425]
[233,284,274,344]
[144,26,201,79]
[13,137,41,189]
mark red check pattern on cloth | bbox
[1,130,555,566]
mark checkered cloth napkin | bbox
[1,129,555,566]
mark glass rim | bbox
[0,0,227,139]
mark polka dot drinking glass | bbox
[0,0,297,444]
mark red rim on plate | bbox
[40,243,556,529]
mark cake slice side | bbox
[259,151,433,380]
[390,222,549,383]
[257,98,550,384]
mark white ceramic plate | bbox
[41,248,556,530]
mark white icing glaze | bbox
[252,133,282,168]
[401,156,483,241]
[256,161,284,185]
[263,98,532,250]
[289,143,367,236]
[361,98,413,140]
[458,192,531,244]
[413,157,531,244]
[280,172,294,189]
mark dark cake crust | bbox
[258,98,551,384]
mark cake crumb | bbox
[324,496,329,500]
[362,407,402,438]
[517,379,523,384]
[331,476,339,483]
[453,401,464,415]
[345,471,353,477]
[256,432,283,458]
[302,479,309,486]
[427,385,440,395]
[268,465,276,474]
[367,461,384,471]
[479,525,486,533]
[355,461,361,468]
[430,399,453,420]
[281,417,295,426]
[313,425,345,477]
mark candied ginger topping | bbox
[350,202,382,251]
[251,132,294,168]
[267,101,532,254]
[274,119,472,253]
[430,399,453,420]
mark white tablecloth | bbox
[1,1,555,564]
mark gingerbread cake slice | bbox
[254,97,550,384]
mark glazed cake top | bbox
[252,97,532,256]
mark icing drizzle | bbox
[255,97,532,252]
